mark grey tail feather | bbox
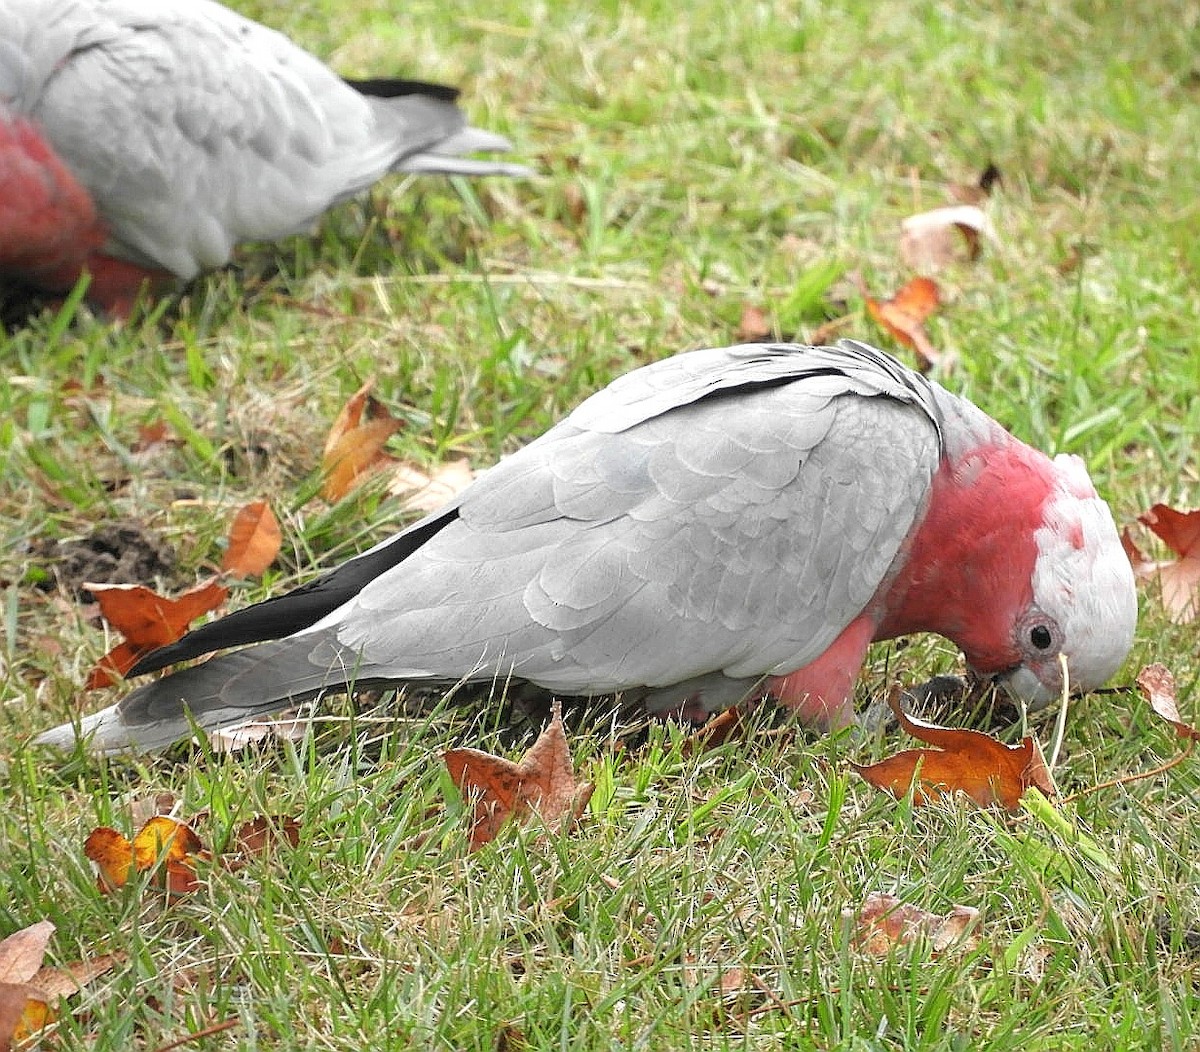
[33,631,379,755]
[394,126,534,177]
[397,155,534,177]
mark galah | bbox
[0,0,529,316]
[35,340,1138,753]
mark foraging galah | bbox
[0,0,529,316]
[36,340,1138,753]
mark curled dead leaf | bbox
[847,892,980,956]
[322,379,405,502]
[1126,505,1200,623]
[1136,663,1200,741]
[443,699,595,850]
[84,579,229,688]
[855,275,944,371]
[900,205,995,272]
[85,816,209,896]
[851,686,1053,811]
[222,500,281,579]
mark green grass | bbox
[3,0,1200,1048]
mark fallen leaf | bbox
[736,303,772,342]
[208,712,308,753]
[856,275,944,371]
[1126,505,1200,623]
[322,379,405,501]
[851,687,1053,811]
[0,982,51,1051]
[221,500,281,579]
[388,458,475,514]
[1136,663,1200,741]
[227,815,302,867]
[443,699,595,850]
[29,953,123,1001]
[900,205,995,272]
[0,922,55,985]
[85,816,209,895]
[0,923,121,1051]
[133,420,171,452]
[846,892,980,955]
[84,579,229,688]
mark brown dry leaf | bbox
[227,815,302,868]
[1136,663,1200,741]
[0,923,121,1051]
[1126,504,1200,623]
[133,419,170,452]
[322,378,405,502]
[29,953,123,1002]
[736,303,772,342]
[84,579,229,689]
[851,687,1053,811]
[899,205,995,272]
[85,816,209,896]
[856,275,944,371]
[388,458,475,514]
[221,500,281,579]
[847,892,980,956]
[0,922,54,985]
[443,699,595,850]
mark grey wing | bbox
[314,362,942,693]
[23,0,465,276]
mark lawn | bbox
[2,0,1199,1048]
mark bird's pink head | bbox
[995,453,1137,706]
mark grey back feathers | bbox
[36,341,950,753]
[0,0,529,277]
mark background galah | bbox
[0,0,529,316]
[35,340,1138,753]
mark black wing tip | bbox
[344,77,461,103]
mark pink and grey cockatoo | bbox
[0,0,529,316]
[36,340,1138,753]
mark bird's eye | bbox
[1030,625,1053,650]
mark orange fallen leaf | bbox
[443,699,595,850]
[85,816,209,895]
[1136,663,1200,741]
[1125,505,1200,623]
[857,275,943,371]
[0,982,51,1050]
[221,500,281,579]
[322,379,405,502]
[899,205,995,272]
[84,579,229,689]
[846,892,980,955]
[851,687,1053,811]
